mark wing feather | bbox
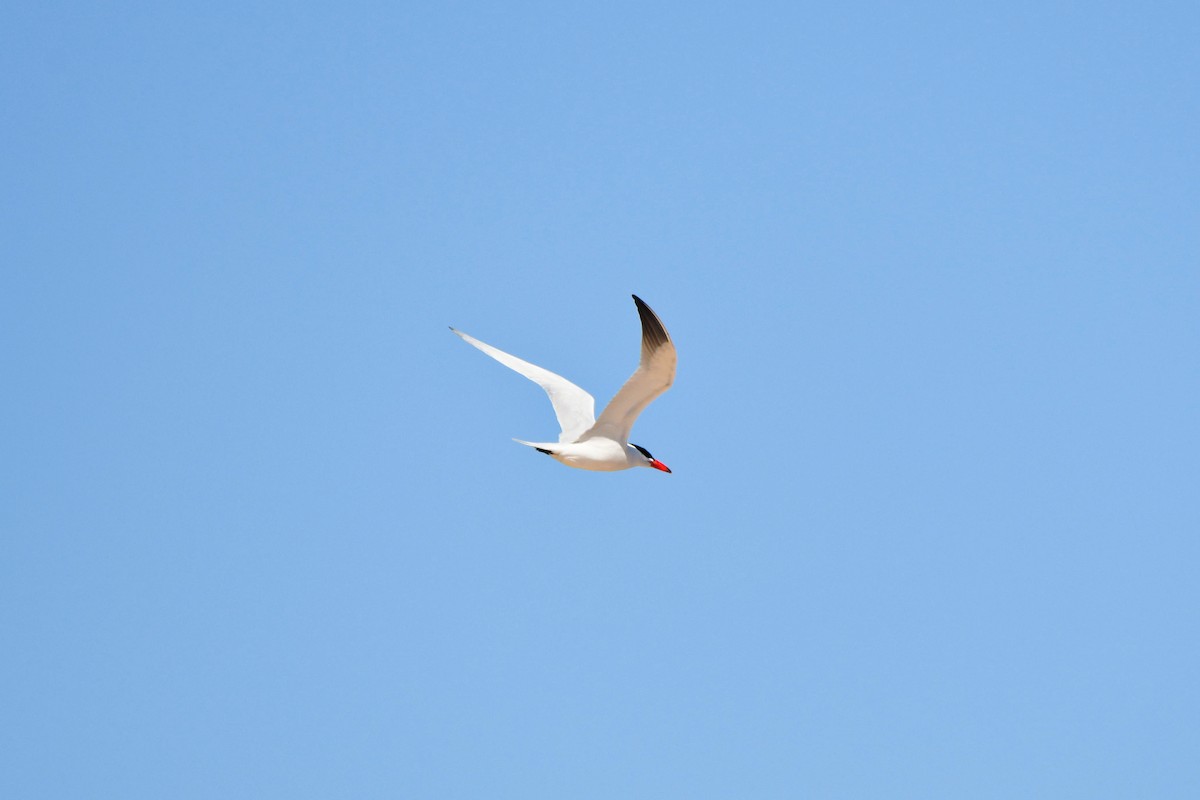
[450,328,596,442]
[581,295,676,443]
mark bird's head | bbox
[630,443,671,473]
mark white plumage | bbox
[451,295,676,473]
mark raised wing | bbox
[581,295,676,443]
[450,328,596,443]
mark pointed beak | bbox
[650,459,671,473]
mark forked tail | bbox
[512,438,559,456]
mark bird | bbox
[450,294,676,473]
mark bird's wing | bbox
[581,295,676,443]
[450,328,596,443]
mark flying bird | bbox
[450,295,676,473]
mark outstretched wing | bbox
[581,295,676,443]
[450,328,596,443]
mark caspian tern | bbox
[451,295,676,473]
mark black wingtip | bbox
[631,295,671,352]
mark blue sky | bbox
[3,2,1198,797]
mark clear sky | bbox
[3,2,1198,797]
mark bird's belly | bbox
[554,440,630,471]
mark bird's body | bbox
[514,437,648,472]
[451,295,676,473]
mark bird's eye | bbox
[632,444,653,460]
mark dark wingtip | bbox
[631,295,671,353]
